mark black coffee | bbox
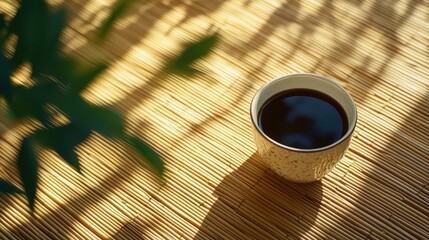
[258,89,348,149]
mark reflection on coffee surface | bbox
[258,89,348,149]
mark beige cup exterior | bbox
[250,74,357,183]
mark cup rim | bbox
[250,73,358,153]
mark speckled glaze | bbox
[250,74,357,183]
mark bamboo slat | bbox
[1,0,428,239]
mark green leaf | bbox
[44,7,66,54]
[33,124,91,172]
[54,57,108,92]
[87,106,125,138]
[6,84,59,125]
[52,94,125,138]
[7,86,43,120]
[32,7,66,76]
[0,14,11,99]
[0,51,12,99]
[126,135,164,176]
[97,0,136,43]
[0,179,23,194]
[0,14,5,31]
[0,13,7,42]
[9,0,48,70]
[70,61,108,93]
[165,33,219,76]
[55,57,79,85]
[16,138,38,212]
[56,150,80,173]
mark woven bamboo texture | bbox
[1,0,428,239]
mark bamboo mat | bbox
[1,0,429,239]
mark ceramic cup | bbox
[250,73,357,183]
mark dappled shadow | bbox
[1,0,428,238]
[0,133,165,238]
[193,0,428,238]
[321,89,429,239]
[1,0,226,238]
[195,153,323,239]
[65,0,227,66]
[69,0,424,129]
[112,218,152,239]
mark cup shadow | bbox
[195,153,323,239]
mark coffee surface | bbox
[258,89,348,149]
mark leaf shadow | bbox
[195,153,324,239]
[1,0,428,238]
